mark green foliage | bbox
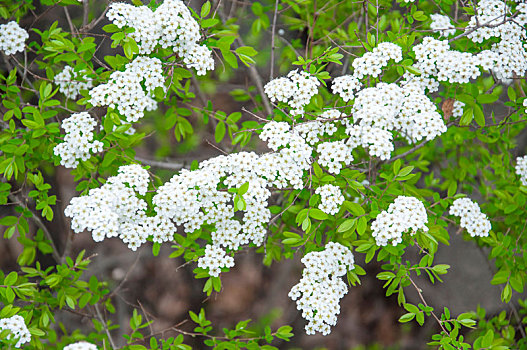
[1,0,527,349]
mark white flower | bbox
[107,0,214,75]
[371,196,429,246]
[54,65,93,99]
[0,21,28,55]
[430,14,456,37]
[53,112,103,168]
[450,198,491,237]
[65,165,153,250]
[352,42,402,79]
[0,315,31,348]
[89,56,164,124]
[289,242,354,335]
[315,184,344,215]
[264,70,320,115]
[198,245,235,277]
[64,342,98,350]
[332,75,361,102]
[515,155,527,186]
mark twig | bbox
[82,0,90,28]
[95,304,118,349]
[386,141,428,163]
[80,6,109,32]
[135,156,186,171]
[269,0,280,80]
[64,7,78,38]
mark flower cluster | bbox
[465,0,527,83]
[54,65,93,99]
[344,82,446,159]
[352,42,403,79]
[331,75,361,102]
[65,164,153,251]
[516,155,527,186]
[295,109,341,145]
[288,242,355,335]
[151,123,312,271]
[198,244,235,277]
[89,56,164,123]
[452,100,465,118]
[0,315,31,348]
[53,112,103,168]
[66,122,313,273]
[315,184,344,215]
[430,14,456,36]
[64,342,98,350]
[413,37,498,84]
[449,198,491,237]
[0,21,28,55]
[107,0,214,75]
[264,70,320,115]
[371,196,429,246]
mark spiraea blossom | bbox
[53,112,104,168]
[294,109,341,145]
[64,342,98,350]
[54,65,93,99]
[342,81,446,160]
[107,0,214,75]
[413,38,488,84]
[0,315,31,348]
[317,140,354,174]
[452,100,465,118]
[89,56,164,123]
[351,42,403,79]
[516,155,527,186]
[198,244,235,277]
[430,14,456,37]
[449,198,491,237]
[264,70,320,115]
[289,242,355,335]
[371,196,429,246]
[315,184,344,215]
[465,0,527,83]
[66,121,313,273]
[65,164,153,251]
[0,21,28,55]
[331,75,361,102]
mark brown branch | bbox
[269,0,280,80]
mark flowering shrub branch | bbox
[0,0,526,348]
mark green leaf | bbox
[215,122,226,143]
[459,107,474,126]
[393,159,401,175]
[501,283,512,303]
[476,94,499,104]
[473,104,485,127]
[200,1,211,17]
[491,270,509,285]
[238,182,249,195]
[398,166,414,177]
[309,208,328,220]
[337,218,355,233]
[235,46,258,57]
[345,202,365,216]
[432,264,450,275]
[399,313,415,323]
[4,271,17,286]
